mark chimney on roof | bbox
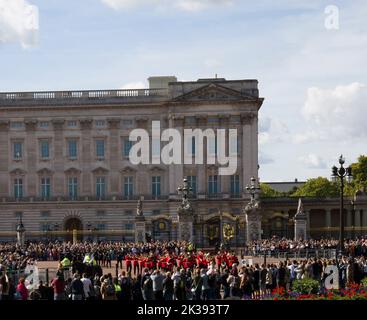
[148,76,177,89]
[295,178,298,182]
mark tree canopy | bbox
[291,177,339,198]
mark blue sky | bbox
[1,0,366,182]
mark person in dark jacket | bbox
[70,273,84,300]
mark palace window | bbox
[96,140,105,158]
[186,175,197,195]
[10,122,23,129]
[230,175,240,197]
[208,175,218,195]
[95,120,105,127]
[40,177,51,199]
[39,121,49,128]
[152,176,161,198]
[123,139,133,157]
[40,140,50,159]
[14,178,23,199]
[67,120,77,128]
[124,176,133,199]
[68,140,78,159]
[68,177,78,200]
[13,142,23,160]
[96,176,106,199]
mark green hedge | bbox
[292,278,320,295]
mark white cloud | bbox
[258,115,289,145]
[301,83,367,141]
[120,81,146,89]
[298,154,327,169]
[0,0,39,48]
[101,0,232,11]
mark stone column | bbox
[52,119,65,196]
[135,118,149,196]
[325,209,331,238]
[0,121,9,196]
[354,208,361,236]
[346,209,352,238]
[219,115,230,197]
[168,115,183,199]
[362,210,367,231]
[25,120,38,196]
[195,115,207,199]
[240,113,257,197]
[108,118,121,197]
[80,119,93,196]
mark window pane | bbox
[96,140,105,157]
[123,139,133,157]
[40,141,50,158]
[187,176,197,194]
[96,177,106,198]
[14,179,23,198]
[68,177,78,199]
[124,176,133,198]
[68,140,77,158]
[152,176,161,197]
[13,142,22,159]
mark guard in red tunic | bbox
[132,255,139,275]
[125,254,132,274]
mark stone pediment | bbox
[64,167,81,174]
[173,83,257,102]
[120,166,137,173]
[10,168,26,175]
[92,166,109,174]
[37,168,54,175]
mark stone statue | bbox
[243,177,262,242]
[177,178,194,216]
[294,198,307,240]
[136,199,143,217]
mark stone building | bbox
[1,76,366,246]
[0,76,262,246]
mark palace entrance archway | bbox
[64,217,83,242]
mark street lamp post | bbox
[331,155,353,256]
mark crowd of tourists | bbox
[1,237,367,300]
[246,237,367,257]
[1,254,367,301]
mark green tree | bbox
[260,183,283,198]
[291,177,339,198]
[349,155,367,193]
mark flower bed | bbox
[269,280,367,300]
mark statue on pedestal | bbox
[294,198,307,240]
[177,178,194,216]
[136,199,143,217]
[177,178,194,242]
[135,198,146,242]
[243,177,262,242]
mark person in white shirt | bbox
[81,273,93,300]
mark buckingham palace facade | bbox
[0,76,263,246]
[1,76,367,246]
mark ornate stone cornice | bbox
[107,118,121,129]
[24,119,38,131]
[51,119,65,130]
[0,120,9,131]
[79,119,93,130]
[240,112,257,125]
